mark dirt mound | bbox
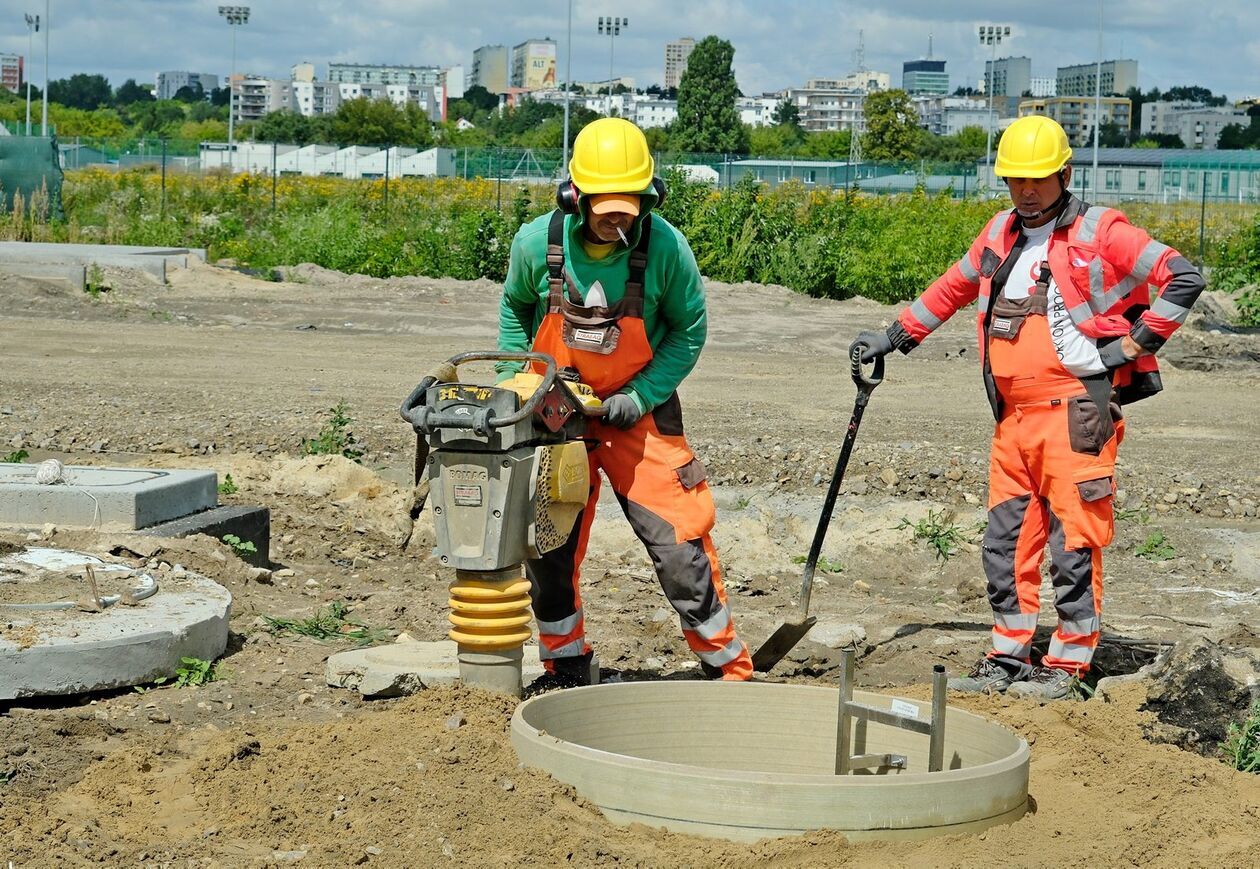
[2,684,1257,867]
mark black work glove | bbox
[850,329,894,364]
[601,393,643,429]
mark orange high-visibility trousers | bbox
[984,309,1123,675]
[526,396,753,681]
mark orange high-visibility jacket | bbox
[890,194,1205,415]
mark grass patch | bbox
[1222,701,1260,773]
[791,554,844,573]
[1135,531,1176,561]
[3,449,29,463]
[262,600,389,646]
[898,508,967,561]
[303,400,364,462]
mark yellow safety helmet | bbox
[994,116,1073,178]
[568,118,655,194]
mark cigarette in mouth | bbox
[616,227,629,245]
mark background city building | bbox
[511,38,557,89]
[1,54,25,92]
[1029,76,1057,98]
[1056,59,1138,97]
[470,45,509,94]
[156,71,219,100]
[1018,95,1132,146]
[902,58,948,95]
[327,63,443,88]
[664,37,695,89]
[1141,100,1248,149]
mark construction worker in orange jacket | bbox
[852,115,1205,700]
[497,118,754,688]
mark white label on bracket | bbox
[890,699,920,718]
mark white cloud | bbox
[0,0,1254,100]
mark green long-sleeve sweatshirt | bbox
[496,200,708,415]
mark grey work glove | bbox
[850,329,895,364]
[1098,338,1138,370]
[601,393,643,429]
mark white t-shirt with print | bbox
[1001,220,1106,376]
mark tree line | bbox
[3,44,1257,155]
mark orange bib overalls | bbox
[983,264,1123,675]
[525,212,752,680]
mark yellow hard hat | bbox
[994,116,1073,178]
[569,118,655,194]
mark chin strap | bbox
[1016,171,1071,222]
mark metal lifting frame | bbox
[835,649,947,774]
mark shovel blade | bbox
[750,615,818,673]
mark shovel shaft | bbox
[797,393,870,615]
[798,342,882,615]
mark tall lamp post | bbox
[562,0,573,177]
[978,23,1011,186]
[23,12,38,136]
[218,5,250,167]
[1091,0,1104,199]
[40,0,48,136]
[597,16,628,117]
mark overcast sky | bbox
[3,0,1256,101]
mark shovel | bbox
[752,340,884,672]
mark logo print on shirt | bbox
[1029,260,1046,282]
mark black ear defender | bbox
[555,176,668,213]
[555,179,581,213]
[651,175,667,209]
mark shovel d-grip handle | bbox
[849,340,885,396]
[400,351,559,435]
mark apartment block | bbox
[1018,96,1132,146]
[1056,59,1138,97]
[471,45,509,94]
[511,39,557,90]
[156,71,219,100]
[1141,100,1247,149]
[328,63,443,88]
[1,54,24,92]
[665,38,695,89]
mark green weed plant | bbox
[899,508,967,561]
[303,401,364,462]
[262,600,389,646]
[1222,701,1260,773]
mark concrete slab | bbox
[0,547,231,700]
[140,504,271,567]
[326,640,546,698]
[0,464,217,531]
[0,241,206,264]
[0,261,87,290]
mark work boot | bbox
[1006,666,1079,702]
[524,652,596,696]
[947,657,1019,694]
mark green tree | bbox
[862,89,918,161]
[48,73,112,111]
[256,110,315,145]
[673,35,749,154]
[123,100,187,136]
[461,85,499,112]
[771,99,802,129]
[114,79,154,106]
[796,130,852,160]
[330,97,433,147]
[1218,119,1260,149]
[749,122,804,156]
[1164,85,1226,107]
[173,82,206,103]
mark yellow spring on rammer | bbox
[447,572,533,651]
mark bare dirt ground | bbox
[1,260,1258,867]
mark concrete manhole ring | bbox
[0,546,231,700]
[0,547,159,610]
[511,681,1030,842]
